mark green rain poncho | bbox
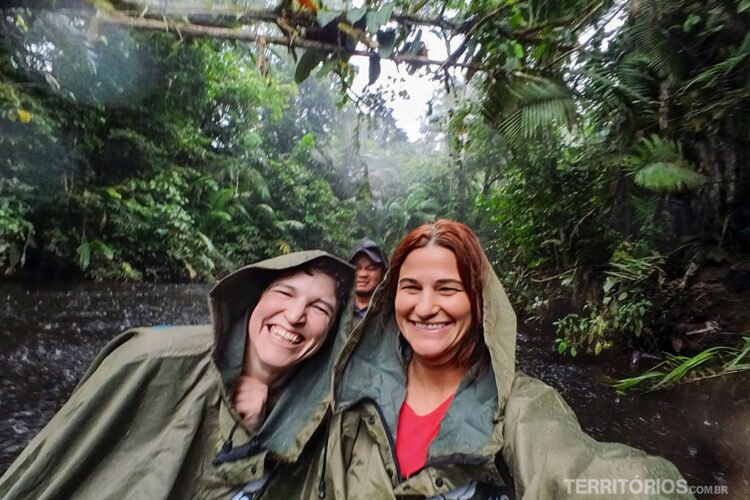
[0,251,354,500]
[319,248,692,499]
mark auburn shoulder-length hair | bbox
[381,219,489,369]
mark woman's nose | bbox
[284,299,307,324]
[413,291,437,317]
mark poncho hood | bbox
[0,251,356,499]
[333,248,516,465]
[209,250,354,461]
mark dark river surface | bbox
[1,282,748,497]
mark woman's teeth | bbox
[269,325,303,345]
[413,322,449,330]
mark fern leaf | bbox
[634,162,707,192]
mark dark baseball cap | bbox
[348,238,388,269]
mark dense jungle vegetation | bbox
[2,0,749,368]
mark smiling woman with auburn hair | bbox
[380,219,488,370]
[317,219,690,499]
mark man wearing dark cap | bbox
[348,238,388,324]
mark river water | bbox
[1,282,748,497]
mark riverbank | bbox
[528,257,750,364]
[516,325,749,499]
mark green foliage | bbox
[458,0,750,360]
[104,169,210,279]
[626,135,706,193]
[483,77,577,147]
[555,243,665,356]
[0,9,357,280]
[264,134,358,254]
[0,196,34,274]
[77,239,114,271]
[476,127,613,277]
[614,337,750,391]
[296,50,328,84]
[372,184,440,249]
[1,0,749,376]
[634,163,707,192]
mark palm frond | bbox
[616,52,659,96]
[616,0,672,75]
[614,337,750,392]
[625,135,706,192]
[627,134,683,164]
[246,167,271,202]
[484,76,576,145]
[256,203,274,216]
[681,32,750,92]
[634,162,706,192]
[276,239,292,254]
[630,193,660,222]
[277,219,305,231]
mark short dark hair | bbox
[272,258,350,313]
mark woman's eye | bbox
[312,304,331,315]
[273,289,292,297]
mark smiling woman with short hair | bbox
[0,251,354,499]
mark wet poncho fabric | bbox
[0,251,354,500]
[322,250,692,499]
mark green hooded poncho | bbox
[320,249,692,499]
[0,251,354,500]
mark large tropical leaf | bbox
[626,135,706,192]
[483,76,576,145]
[634,162,706,192]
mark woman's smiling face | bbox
[395,245,473,366]
[247,270,338,377]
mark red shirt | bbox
[396,393,456,478]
